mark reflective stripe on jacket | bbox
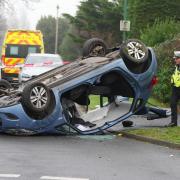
[171,66,180,87]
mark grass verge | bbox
[147,97,169,108]
[89,95,108,110]
[126,127,180,144]
[89,96,168,109]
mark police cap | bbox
[174,51,180,58]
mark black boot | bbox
[165,122,177,127]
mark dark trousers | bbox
[170,86,180,125]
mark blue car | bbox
[0,39,168,135]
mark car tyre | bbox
[82,38,108,57]
[120,39,149,64]
[22,82,51,114]
[0,79,12,95]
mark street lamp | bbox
[55,5,59,54]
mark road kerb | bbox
[119,131,180,150]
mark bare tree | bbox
[0,0,41,28]
[0,0,40,52]
[0,0,41,11]
[0,1,7,53]
[0,18,7,55]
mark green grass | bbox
[147,97,169,108]
[129,97,168,108]
[126,127,180,144]
[88,96,168,110]
[89,95,108,110]
[89,95,100,110]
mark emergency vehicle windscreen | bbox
[5,44,41,59]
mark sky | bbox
[27,0,81,28]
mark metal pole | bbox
[55,5,59,54]
[123,0,128,42]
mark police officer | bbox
[167,51,180,127]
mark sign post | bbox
[121,0,129,42]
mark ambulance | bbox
[1,29,44,83]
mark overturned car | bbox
[0,39,168,135]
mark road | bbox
[0,134,179,180]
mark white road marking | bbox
[40,176,89,180]
[0,174,20,178]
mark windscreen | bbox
[26,55,63,64]
[5,44,41,58]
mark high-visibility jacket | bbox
[171,66,180,87]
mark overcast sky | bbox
[27,0,81,28]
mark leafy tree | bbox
[63,0,123,45]
[140,18,180,46]
[129,0,180,37]
[36,16,56,53]
[36,16,70,54]
[60,25,82,61]
[153,35,180,103]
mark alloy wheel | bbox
[30,86,48,108]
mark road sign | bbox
[120,20,130,31]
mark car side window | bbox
[28,47,37,54]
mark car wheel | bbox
[120,39,149,64]
[82,38,108,57]
[122,120,133,127]
[0,79,12,95]
[22,82,51,114]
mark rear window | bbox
[26,55,63,64]
[5,44,41,58]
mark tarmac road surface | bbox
[0,134,179,180]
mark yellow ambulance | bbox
[1,29,44,83]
